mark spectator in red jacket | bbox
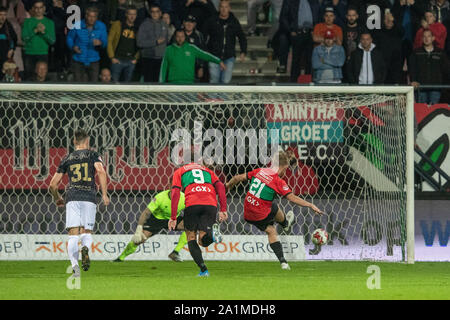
[414,10,447,50]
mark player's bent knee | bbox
[198,231,213,247]
[265,225,276,235]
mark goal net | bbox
[0,84,414,263]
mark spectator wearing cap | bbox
[312,29,346,83]
[172,15,208,80]
[414,10,447,50]
[279,0,320,82]
[137,4,169,82]
[313,7,343,46]
[319,0,347,28]
[108,6,139,83]
[202,0,246,84]
[347,31,386,84]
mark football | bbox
[312,228,329,245]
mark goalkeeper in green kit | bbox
[113,190,187,262]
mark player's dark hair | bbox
[0,6,7,12]
[74,129,89,144]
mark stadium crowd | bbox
[0,0,449,102]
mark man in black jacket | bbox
[0,6,17,81]
[202,0,247,84]
[409,29,449,104]
[347,31,386,84]
[372,11,404,84]
[279,0,320,82]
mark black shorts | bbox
[143,214,183,234]
[245,202,279,232]
[183,205,217,232]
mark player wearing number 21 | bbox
[226,151,323,270]
[49,129,110,277]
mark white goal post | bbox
[0,84,415,264]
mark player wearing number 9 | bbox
[169,159,228,277]
[226,151,323,270]
[49,129,110,278]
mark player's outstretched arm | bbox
[225,173,247,191]
[49,172,64,207]
[137,208,151,226]
[94,162,110,206]
[286,193,323,215]
[131,208,151,243]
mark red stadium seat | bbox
[297,74,312,84]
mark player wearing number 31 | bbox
[49,129,110,278]
[226,151,323,270]
[169,159,228,277]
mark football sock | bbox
[80,233,93,250]
[279,216,288,228]
[200,233,213,247]
[188,240,207,272]
[68,235,79,268]
[174,232,187,253]
[119,241,138,261]
[270,241,287,264]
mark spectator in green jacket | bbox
[159,29,226,84]
[21,0,55,80]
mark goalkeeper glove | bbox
[131,225,147,244]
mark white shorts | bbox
[65,201,97,231]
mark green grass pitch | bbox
[0,261,449,300]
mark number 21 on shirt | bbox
[249,178,266,198]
